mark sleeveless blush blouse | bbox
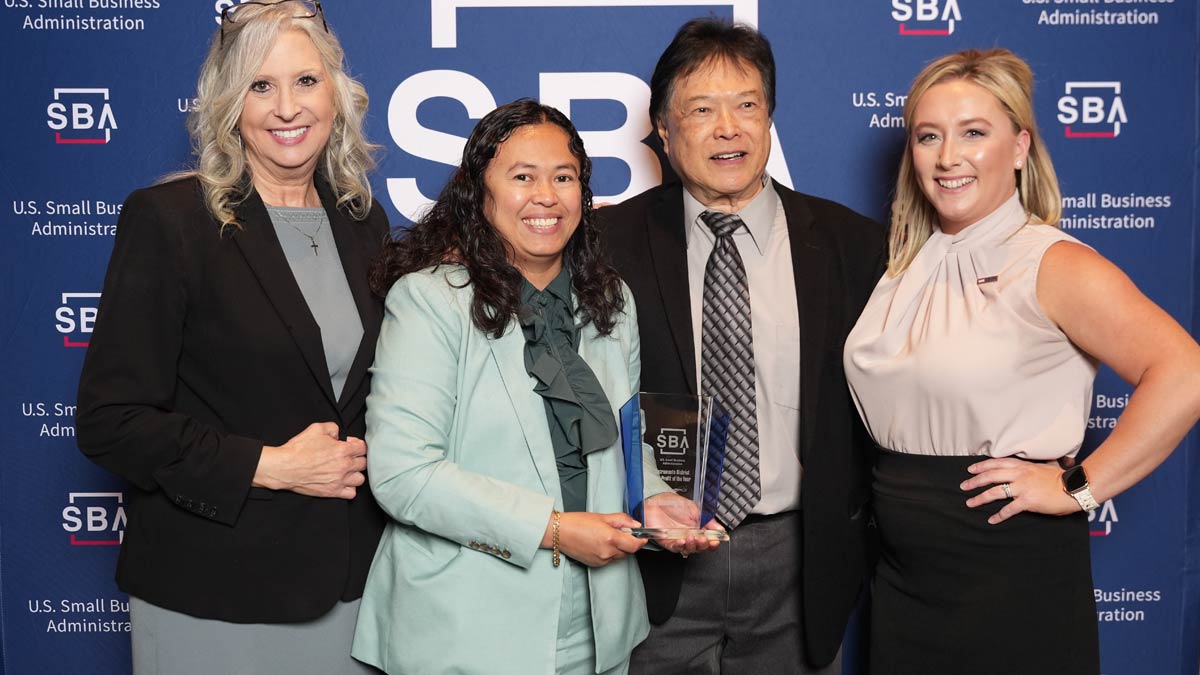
[844,192,1098,459]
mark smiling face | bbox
[657,57,771,212]
[238,29,336,188]
[910,79,1030,235]
[483,122,583,288]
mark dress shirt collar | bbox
[682,174,779,255]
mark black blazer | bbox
[76,176,388,623]
[599,180,886,667]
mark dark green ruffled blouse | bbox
[518,268,617,513]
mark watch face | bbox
[1063,466,1089,492]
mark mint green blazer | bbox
[352,266,651,674]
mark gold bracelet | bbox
[551,510,562,568]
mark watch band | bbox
[1068,486,1100,512]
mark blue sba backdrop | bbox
[1,1,1197,673]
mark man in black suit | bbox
[601,18,886,674]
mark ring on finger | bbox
[1001,483,1013,499]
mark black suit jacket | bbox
[600,180,886,667]
[76,176,388,623]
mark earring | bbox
[1015,160,1023,169]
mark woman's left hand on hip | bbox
[961,457,1081,524]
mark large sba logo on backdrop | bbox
[46,88,117,145]
[891,0,962,35]
[1058,82,1126,138]
[386,0,793,222]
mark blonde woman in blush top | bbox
[844,48,1200,675]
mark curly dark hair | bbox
[370,99,625,338]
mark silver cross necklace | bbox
[292,221,322,255]
[273,208,324,256]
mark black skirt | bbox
[870,450,1099,675]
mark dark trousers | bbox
[629,511,839,675]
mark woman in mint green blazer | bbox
[351,100,707,675]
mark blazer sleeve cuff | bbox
[153,434,262,526]
[485,493,555,569]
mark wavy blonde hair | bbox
[888,48,1061,276]
[169,1,376,230]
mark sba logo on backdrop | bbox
[891,0,962,35]
[62,492,126,546]
[383,0,794,222]
[56,292,101,348]
[46,88,117,145]
[1058,82,1127,138]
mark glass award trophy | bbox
[620,392,730,541]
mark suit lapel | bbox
[646,184,698,395]
[232,189,338,410]
[488,327,557,496]
[321,182,381,413]
[778,182,830,461]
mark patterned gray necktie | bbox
[700,210,761,529]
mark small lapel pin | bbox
[977,275,998,285]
